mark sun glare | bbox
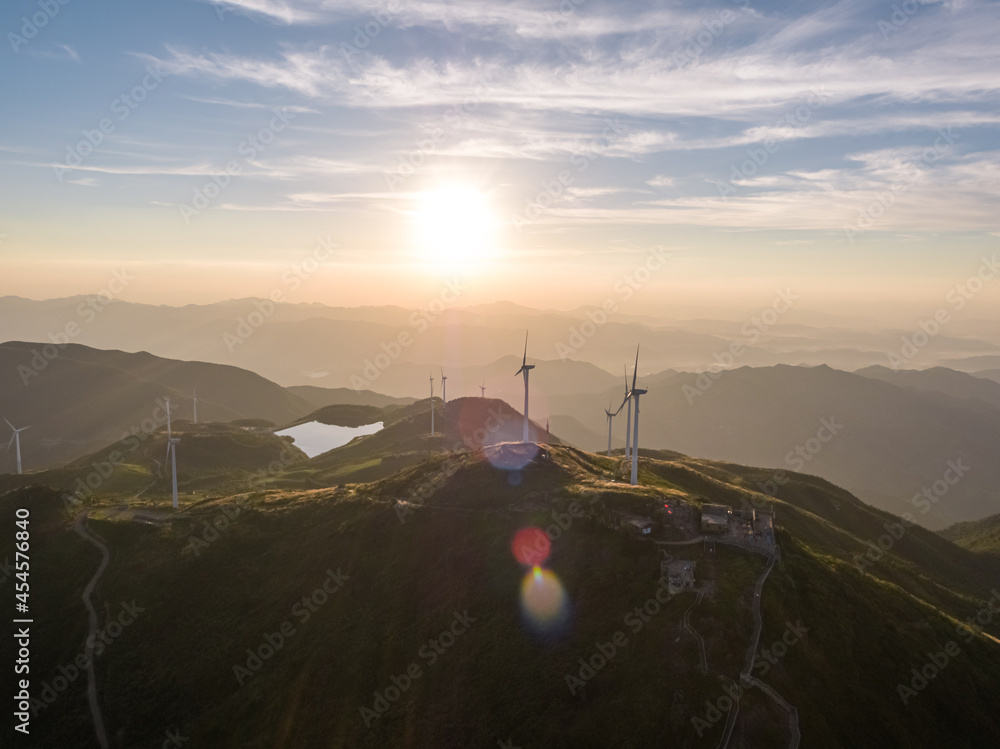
[414,185,498,271]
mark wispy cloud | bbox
[23,44,81,62]
[152,2,1000,123]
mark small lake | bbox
[275,421,384,458]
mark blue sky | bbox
[1,0,998,314]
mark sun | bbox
[413,185,498,272]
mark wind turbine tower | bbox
[441,368,448,406]
[192,388,198,425]
[4,418,31,475]
[604,402,616,457]
[167,437,181,509]
[429,373,435,436]
[629,347,648,486]
[164,396,174,461]
[514,332,535,443]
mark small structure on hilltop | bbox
[664,560,696,594]
[607,509,655,537]
[700,503,731,533]
[753,508,775,546]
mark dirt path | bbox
[73,513,111,749]
[719,550,800,749]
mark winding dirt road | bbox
[73,513,111,749]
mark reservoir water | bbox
[275,421,384,458]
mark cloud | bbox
[551,150,1000,233]
[97,0,1000,237]
[180,95,318,114]
[23,44,81,62]
[152,1,1000,124]
[204,0,709,41]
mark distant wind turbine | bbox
[514,331,535,443]
[192,388,198,425]
[429,373,435,436]
[604,402,617,457]
[441,368,448,406]
[4,418,31,475]
[167,437,181,509]
[164,396,173,461]
[629,346,648,486]
[479,381,486,398]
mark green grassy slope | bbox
[273,397,556,487]
[0,422,309,502]
[3,445,1000,748]
[941,513,1000,557]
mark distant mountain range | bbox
[856,365,1000,409]
[556,364,1000,528]
[3,334,999,528]
[2,295,998,390]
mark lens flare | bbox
[484,442,539,472]
[520,566,568,631]
[511,527,551,566]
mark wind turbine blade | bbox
[632,345,639,392]
[5,434,14,451]
[522,331,528,367]
[3,417,13,430]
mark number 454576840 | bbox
[14,508,29,609]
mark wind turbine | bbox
[514,331,535,443]
[629,346,648,486]
[192,388,198,425]
[167,437,181,509]
[604,402,616,457]
[164,395,173,461]
[4,418,30,475]
[441,368,448,406]
[479,381,486,398]
[429,373,435,436]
